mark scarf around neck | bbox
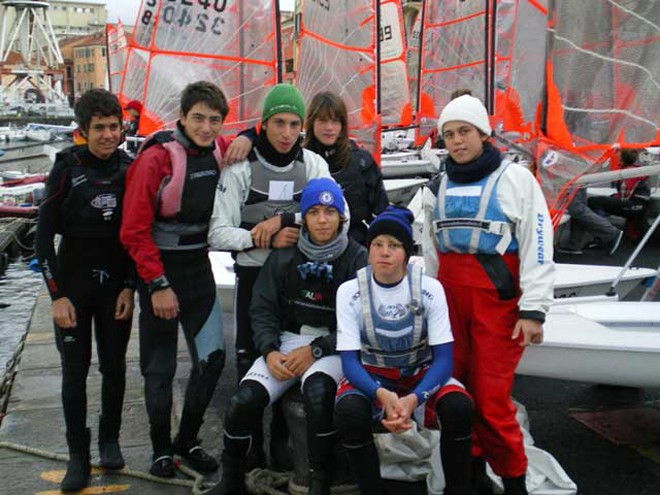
[445,142,501,184]
[297,223,349,263]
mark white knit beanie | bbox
[437,95,492,136]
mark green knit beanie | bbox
[261,84,306,122]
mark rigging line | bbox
[549,30,660,90]
[424,59,485,74]
[425,10,485,29]
[607,0,660,32]
[561,105,658,130]
[300,28,372,53]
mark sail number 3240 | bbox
[142,0,228,33]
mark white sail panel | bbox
[128,0,280,135]
[379,0,411,127]
[106,22,128,97]
[296,0,378,153]
[420,1,488,118]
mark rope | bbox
[0,441,214,495]
[246,468,291,494]
[0,441,359,494]
[0,217,37,251]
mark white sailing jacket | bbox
[423,162,555,317]
[208,148,347,267]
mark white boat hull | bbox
[553,263,656,299]
[518,302,660,388]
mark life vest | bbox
[239,148,307,230]
[433,161,518,255]
[280,241,363,333]
[60,147,131,238]
[146,131,224,250]
[356,265,431,369]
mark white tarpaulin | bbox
[377,400,577,494]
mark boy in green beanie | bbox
[209,83,347,471]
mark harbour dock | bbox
[0,236,659,494]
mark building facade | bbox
[59,32,106,103]
[1,1,107,38]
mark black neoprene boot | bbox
[503,476,528,495]
[343,440,383,495]
[61,428,91,492]
[208,433,250,495]
[471,457,493,495]
[207,452,248,495]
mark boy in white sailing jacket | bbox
[422,95,554,494]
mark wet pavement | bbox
[1,233,659,494]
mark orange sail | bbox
[119,1,281,137]
[296,0,378,155]
[418,1,659,228]
[106,21,128,97]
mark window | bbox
[102,48,106,57]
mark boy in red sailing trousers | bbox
[423,95,555,494]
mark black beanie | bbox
[367,205,415,259]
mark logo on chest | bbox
[377,303,408,319]
[91,194,117,221]
[300,289,324,302]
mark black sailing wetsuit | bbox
[35,145,134,451]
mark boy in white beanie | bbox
[422,95,555,494]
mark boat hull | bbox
[517,303,660,388]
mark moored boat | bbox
[518,300,660,388]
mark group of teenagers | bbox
[35,79,554,495]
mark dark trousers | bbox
[55,263,131,449]
[138,249,225,455]
[233,264,261,378]
[588,195,648,219]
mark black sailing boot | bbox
[61,428,91,492]
[308,431,335,495]
[343,440,383,495]
[207,433,250,495]
[471,457,493,495]
[269,399,293,471]
[502,476,528,495]
[99,414,124,469]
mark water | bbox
[0,260,42,373]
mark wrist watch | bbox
[311,343,324,359]
[147,275,170,294]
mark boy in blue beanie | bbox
[334,205,474,495]
[209,178,366,495]
[208,83,342,471]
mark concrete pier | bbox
[1,235,660,495]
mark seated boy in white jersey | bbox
[209,178,367,495]
[334,206,474,495]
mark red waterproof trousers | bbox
[438,252,527,477]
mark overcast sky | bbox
[104,0,295,23]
